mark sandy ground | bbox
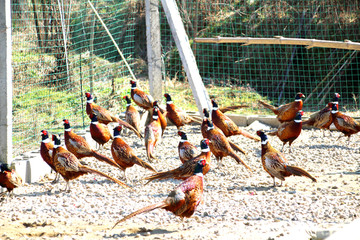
[1,123,360,240]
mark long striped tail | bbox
[285,165,317,182]
[266,131,278,136]
[90,150,124,171]
[229,152,252,173]
[258,100,277,113]
[112,201,167,229]
[79,165,132,190]
[228,141,246,155]
[219,105,248,113]
[190,116,203,124]
[235,129,261,141]
[144,169,185,184]
[115,117,143,138]
[132,156,157,173]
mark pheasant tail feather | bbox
[229,152,252,173]
[286,165,317,182]
[258,100,277,113]
[112,201,168,229]
[79,166,132,190]
[228,141,246,155]
[91,150,124,170]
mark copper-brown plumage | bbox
[257,131,316,186]
[202,108,246,155]
[331,103,360,140]
[63,119,123,170]
[153,101,167,136]
[145,139,211,184]
[258,92,305,123]
[112,160,206,228]
[268,111,303,152]
[218,104,248,113]
[130,80,154,110]
[123,95,143,138]
[303,103,333,129]
[144,107,162,162]
[85,92,142,138]
[111,126,157,181]
[177,131,199,163]
[303,93,340,131]
[89,114,113,148]
[164,93,202,130]
[211,99,260,141]
[40,130,60,183]
[204,120,252,172]
[51,134,131,192]
[0,164,23,197]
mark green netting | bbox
[11,0,138,155]
[10,0,360,156]
[160,0,360,111]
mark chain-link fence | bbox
[11,0,139,155]
[10,0,360,156]
[160,0,360,111]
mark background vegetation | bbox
[10,0,360,155]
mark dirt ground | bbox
[1,125,360,240]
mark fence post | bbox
[0,0,12,165]
[161,0,211,115]
[146,0,162,100]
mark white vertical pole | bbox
[0,0,12,165]
[146,0,162,100]
[161,0,211,115]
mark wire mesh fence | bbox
[11,0,138,155]
[10,0,360,156]
[160,0,360,111]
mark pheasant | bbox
[130,80,154,110]
[211,99,260,141]
[112,159,206,228]
[202,108,246,155]
[177,131,199,163]
[144,139,211,184]
[123,95,143,138]
[89,114,113,149]
[303,93,340,133]
[268,111,303,152]
[258,92,305,122]
[40,130,60,183]
[111,126,157,181]
[164,93,202,130]
[0,163,23,197]
[205,120,252,172]
[85,92,141,138]
[63,119,123,170]
[144,106,162,162]
[153,100,167,136]
[257,131,316,186]
[331,103,360,141]
[51,134,131,192]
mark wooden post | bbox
[146,0,162,100]
[161,0,211,115]
[0,0,12,165]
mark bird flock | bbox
[1,81,358,228]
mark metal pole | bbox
[0,0,12,164]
